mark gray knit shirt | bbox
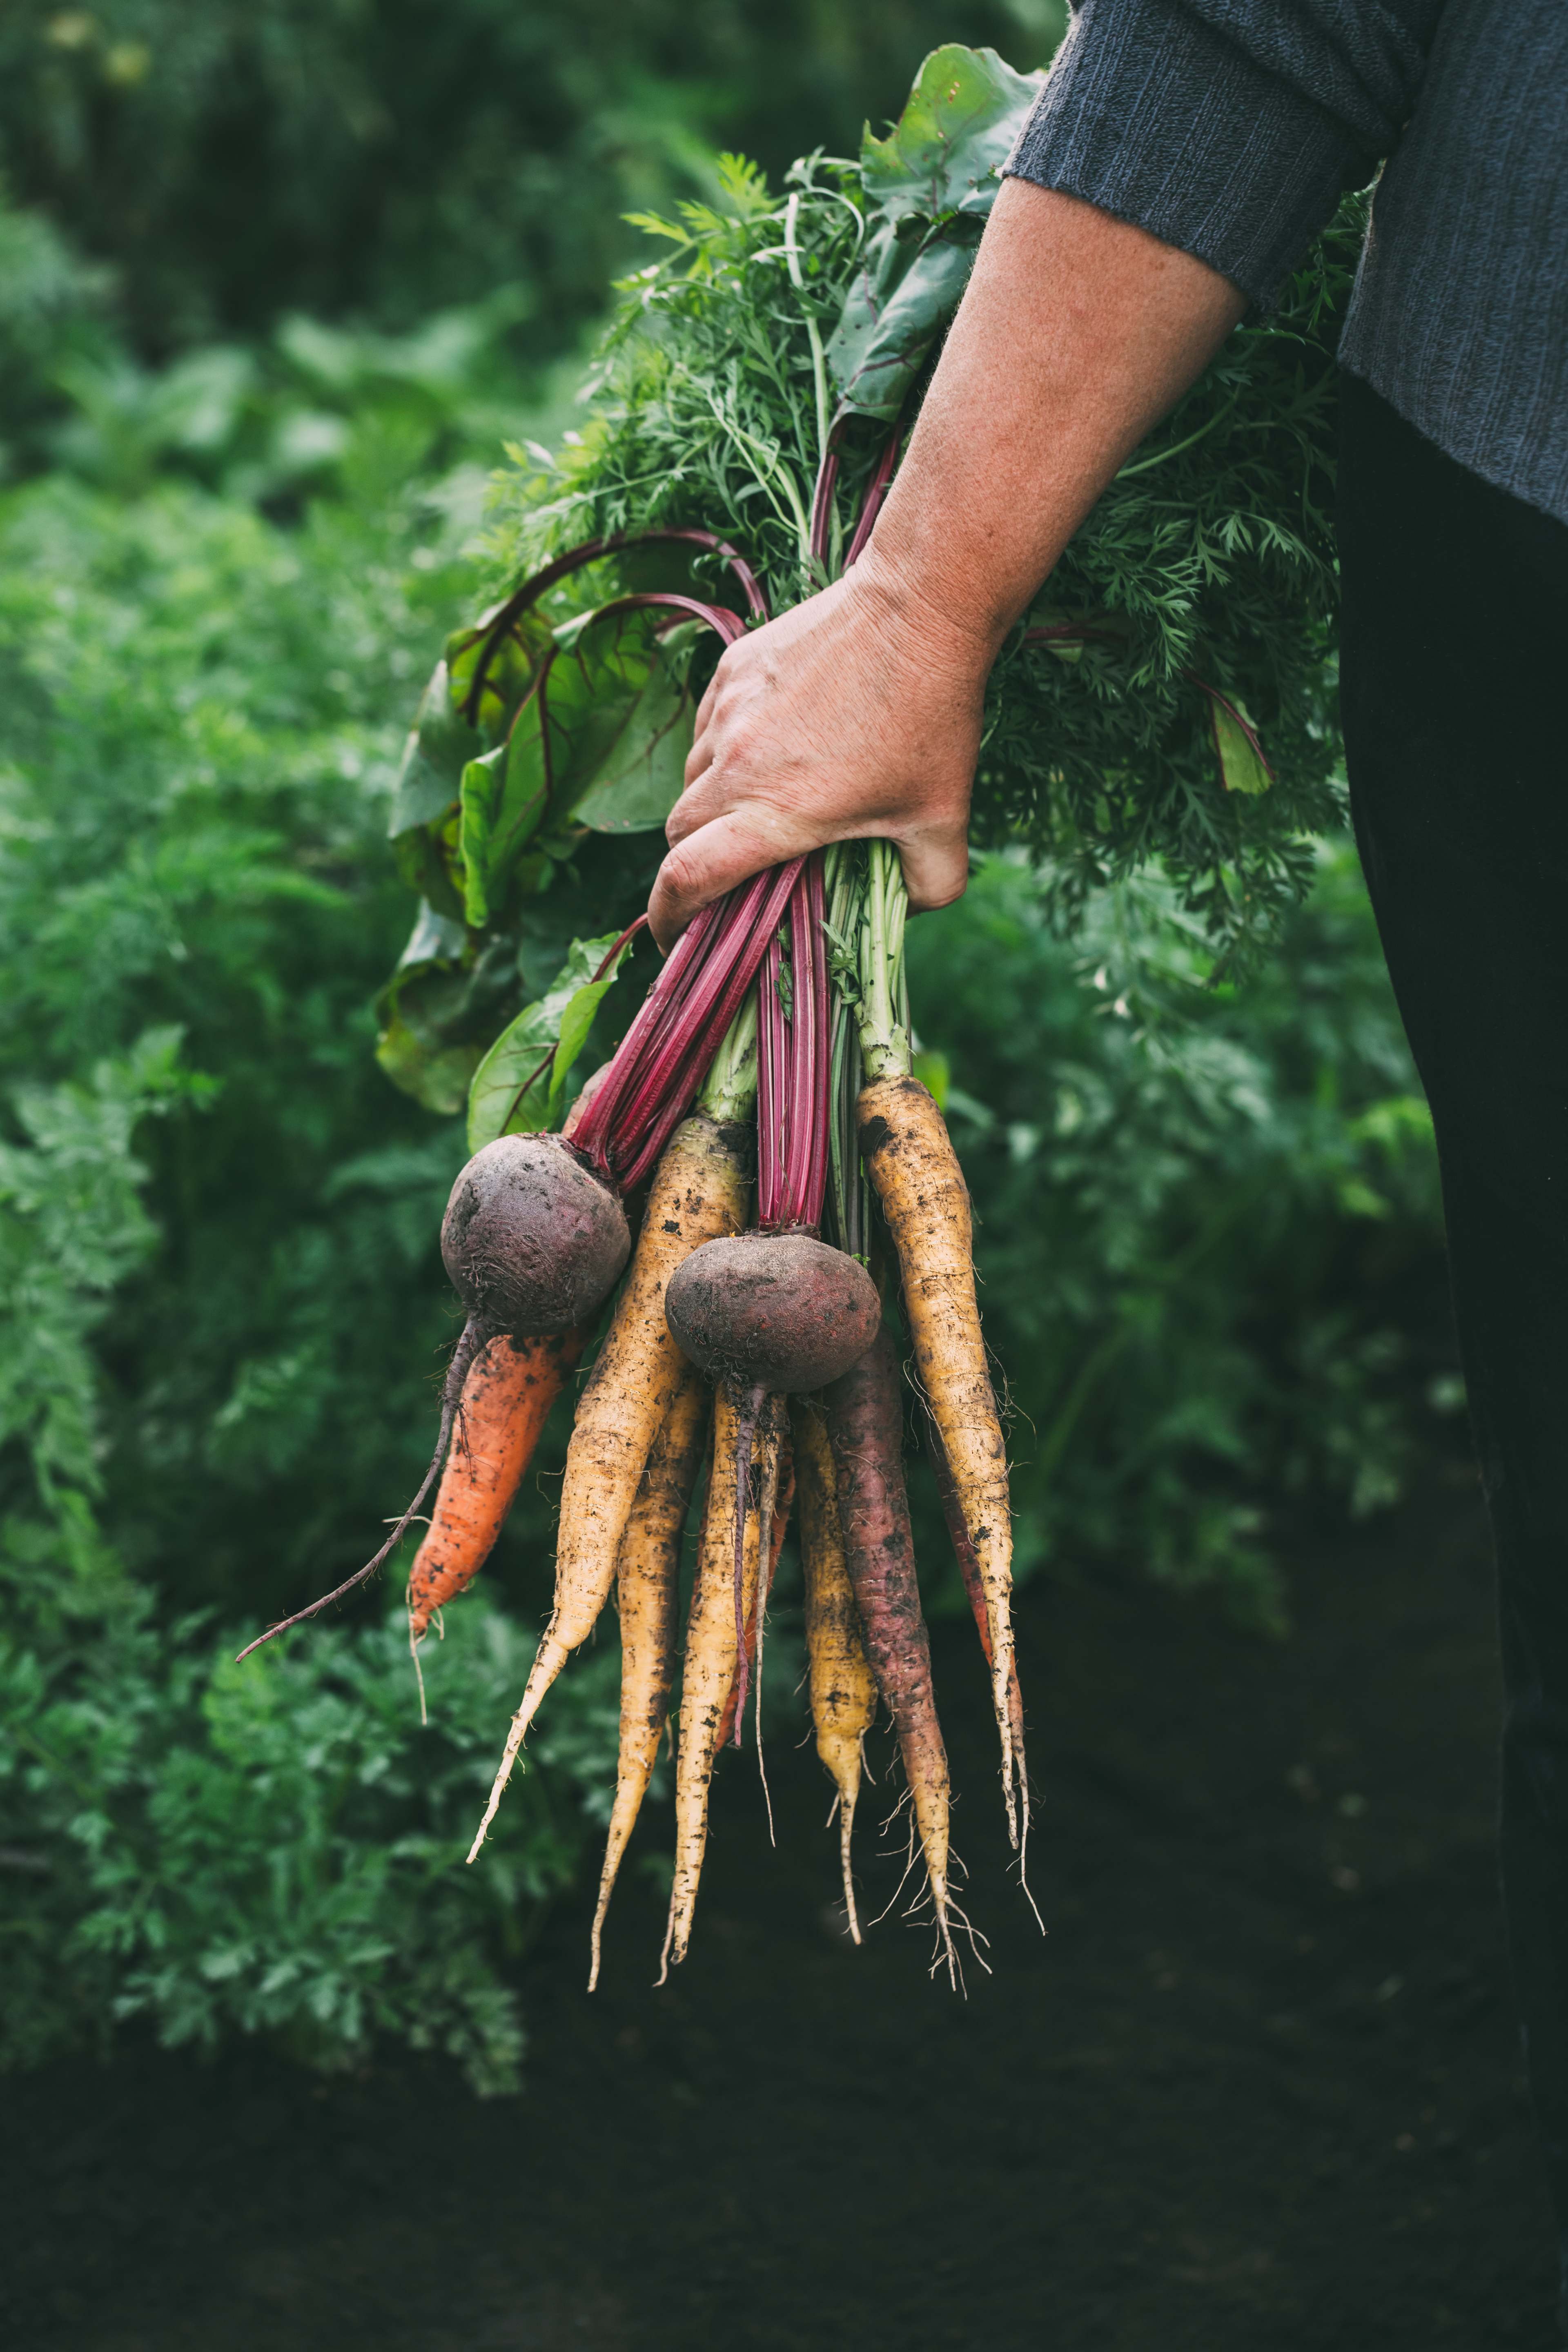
[1005,0,1568,524]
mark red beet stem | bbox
[755,854,830,1232]
[573,862,804,1189]
[460,528,768,723]
[590,591,748,647]
[757,927,788,1230]
[844,422,904,570]
[570,902,719,1163]
[610,868,794,1187]
[808,447,841,566]
[787,854,830,1230]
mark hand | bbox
[648,546,989,949]
[646,180,1246,951]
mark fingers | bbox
[649,805,972,952]
[649,806,819,952]
[895,824,972,914]
[684,667,722,788]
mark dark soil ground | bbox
[6,1470,1559,2350]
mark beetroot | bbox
[238,1134,628,1661]
[441,1134,630,1340]
[665,1230,877,1734]
[664,1232,880,1397]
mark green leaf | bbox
[466,930,634,1155]
[374,1014,482,1117]
[457,744,511,929]
[444,609,554,748]
[572,621,698,833]
[861,44,1041,218]
[1206,693,1274,797]
[388,657,481,838]
[458,605,695,927]
[374,905,523,1114]
[826,46,1043,423]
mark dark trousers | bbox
[1339,374,1568,2290]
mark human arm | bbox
[649,0,1444,948]
[649,180,1245,944]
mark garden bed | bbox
[2,1466,1552,2350]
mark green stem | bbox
[784,192,831,479]
[857,840,912,1079]
[700,994,760,1122]
[1116,388,1241,482]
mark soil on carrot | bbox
[4,1468,1558,2351]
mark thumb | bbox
[648,806,814,951]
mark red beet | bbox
[441,1134,630,1340]
[664,1232,879,1397]
[238,1134,628,1661]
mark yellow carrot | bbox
[659,1388,773,1976]
[791,1394,877,1943]
[858,1073,1018,1842]
[468,1111,748,1860]
[588,1365,709,1990]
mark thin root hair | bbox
[408,1612,429,1729]
[868,1797,921,1929]
[234,1315,484,1665]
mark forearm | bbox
[650,183,1248,943]
[855,178,1248,662]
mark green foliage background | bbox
[0,7,1451,2091]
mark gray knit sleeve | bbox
[1006,0,1443,307]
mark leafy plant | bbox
[0,0,1062,354]
[391,41,1356,1136]
[0,49,1448,2087]
[0,1586,627,2091]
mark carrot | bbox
[858,1073,1018,1843]
[713,1412,793,1753]
[406,1328,585,1643]
[467,1109,750,1860]
[659,1387,771,1976]
[791,1394,877,1944]
[921,1403,1031,1871]
[587,1363,710,1991]
[826,1323,957,1980]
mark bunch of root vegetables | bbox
[246,839,1026,1984]
[240,47,1357,1982]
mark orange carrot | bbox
[588,1364,709,1991]
[406,1329,584,1642]
[790,1401,879,1938]
[792,1394,878,1942]
[922,1402,1030,1857]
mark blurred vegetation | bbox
[0,0,1065,356]
[906,852,1450,1635]
[0,4,1451,2090]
